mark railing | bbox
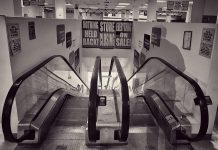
[2,55,88,142]
[127,57,210,141]
[106,56,130,141]
[88,56,102,141]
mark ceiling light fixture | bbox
[116,5,126,8]
[65,2,72,6]
[157,0,166,3]
[118,3,130,6]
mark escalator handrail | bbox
[88,56,102,141]
[2,55,89,142]
[107,56,130,141]
[127,57,209,141]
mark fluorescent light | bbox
[118,3,130,6]
[65,3,72,6]
[139,6,147,9]
[90,6,98,9]
[144,4,148,6]
[189,1,193,4]
[157,0,166,3]
[116,5,126,8]
[44,2,48,5]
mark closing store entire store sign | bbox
[82,20,132,49]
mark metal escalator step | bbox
[63,97,88,108]
[130,98,151,114]
[130,114,156,127]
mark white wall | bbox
[0,16,16,134]
[0,0,14,16]
[5,17,81,80]
[133,22,217,87]
[206,24,218,133]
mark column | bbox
[133,7,139,21]
[0,0,14,16]
[13,0,22,16]
[185,2,193,23]
[55,0,66,19]
[147,0,157,22]
[125,10,130,21]
[121,12,125,21]
[74,4,79,19]
[190,0,205,22]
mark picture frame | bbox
[182,31,192,50]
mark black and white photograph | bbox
[1,1,218,150]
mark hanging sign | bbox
[82,20,132,49]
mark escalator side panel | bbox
[18,89,67,144]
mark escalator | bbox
[127,57,211,145]
[1,55,210,149]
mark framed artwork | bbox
[28,21,36,40]
[182,31,192,50]
[56,24,65,44]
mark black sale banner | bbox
[82,20,132,49]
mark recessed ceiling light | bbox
[157,0,166,3]
[116,5,126,8]
[118,3,130,6]
[65,3,72,6]
[90,6,98,9]
[139,6,147,9]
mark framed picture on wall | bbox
[182,31,192,50]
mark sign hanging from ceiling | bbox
[82,20,132,49]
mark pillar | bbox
[126,10,130,21]
[121,12,125,21]
[147,0,157,22]
[55,0,66,19]
[190,0,205,22]
[13,0,22,16]
[185,2,193,23]
[74,4,79,19]
[133,7,139,21]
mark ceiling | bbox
[44,0,172,10]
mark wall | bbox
[133,22,217,87]
[0,0,14,16]
[206,24,218,133]
[6,17,81,80]
[0,16,17,134]
[23,6,44,17]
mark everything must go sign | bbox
[82,20,132,49]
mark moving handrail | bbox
[88,56,102,141]
[127,57,209,141]
[107,56,130,141]
[2,55,89,143]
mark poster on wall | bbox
[75,48,80,70]
[140,52,146,66]
[69,50,75,67]
[167,1,174,10]
[134,50,140,72]
[182,31,192,50]
[143,34,150,51]
[82,20,132,49]
[7,23,21,56]
[23,0,30,6]
[174,1,182,10]
[30,0,37,5]
[28,21,36,40]
[181,1,189,11]
[151,27,161,47]
[199,28,215,58]
[66,32,72,48]
[56,24,65,45]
